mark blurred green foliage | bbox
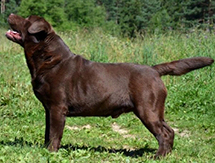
[0,0,215,37]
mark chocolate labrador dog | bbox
[6,14,214,158]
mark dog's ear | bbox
[28,18,52,34]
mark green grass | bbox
[0,28,215,162]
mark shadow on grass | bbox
[0,137,42,148]
[0,138,156,157]
[61,144,156,158]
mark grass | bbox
[0,28,215,162]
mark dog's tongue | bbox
[6,30,22,41]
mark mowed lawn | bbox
[0,28,215,162]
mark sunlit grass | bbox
[0,28,215,162]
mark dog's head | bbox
[6,14,53,47]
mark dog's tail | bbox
[152,57,214,76]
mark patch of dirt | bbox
[173,127,190,137]
[122,145,136,150]
[111,122,136,139]
[66,124,91,130]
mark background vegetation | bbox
[0,0,215,37]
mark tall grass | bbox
[0,28,215,162]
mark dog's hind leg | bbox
[132,84,174,158]
[134,104,174,158]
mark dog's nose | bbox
[9,13,17,18]
[8,13,14,18]
[8,13,15,23]
[8,13,17,20]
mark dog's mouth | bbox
[6,29,22,43]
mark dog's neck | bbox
[24,33,75,79]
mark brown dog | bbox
[6,14,214,158]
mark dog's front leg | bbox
[44,106,66,152]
